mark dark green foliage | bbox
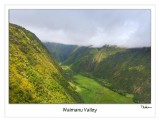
[43,42,78,62]
[9,23,82,103]
[45,42,151,103]
[63,45,125,73]
[93,48,151,103]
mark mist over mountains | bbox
[10,9,151,48]
[9,23,151,103]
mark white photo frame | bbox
[5,5,156,118]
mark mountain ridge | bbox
[9,23,82,103]
[9,23,151,104]
[44,42,151,103]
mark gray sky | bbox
[9,9,151,48]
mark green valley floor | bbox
[70,74,134,104]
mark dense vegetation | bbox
[44,42,78,62]
[9,23,151,104]
[44,42,151,103]
[93,48,151,103]
[9,23,82,103]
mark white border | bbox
[5,5,156,118]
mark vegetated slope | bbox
[68,47,151,103]
[43,42,78,62]
[44,42,125,72]
[93,48,151,103]
[9,23,82,103]
[64,45,125,73]
[45,42,151,103]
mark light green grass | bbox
[73,74,134,103]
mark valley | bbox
[44,42,151,103]
[9,23,151,104]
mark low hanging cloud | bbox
[9,9,151,48]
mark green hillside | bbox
[9,23,82,103]
[93,48,151,103]
[44,42,151,103]
[43,42,78,62]
[44,43,125,73]
[64,45,125,73]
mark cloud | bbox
[9,9,151,48]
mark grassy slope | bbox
[9,23,80,103]
[72,74,133,103]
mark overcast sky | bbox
[9,9,151,48]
